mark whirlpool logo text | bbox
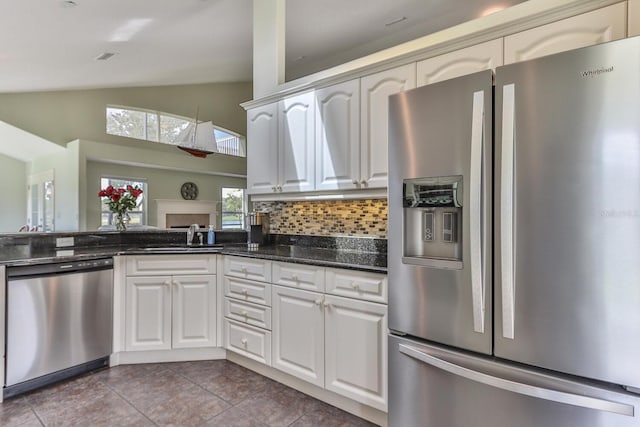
[580,66,614,78]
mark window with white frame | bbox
[221,188,246,229]
[106,106,246,157]
[100,177,147,227]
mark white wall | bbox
[0,154,27,231]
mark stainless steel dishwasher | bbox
[5,257,113,398]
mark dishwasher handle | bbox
[7,258,113,279]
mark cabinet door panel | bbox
[225,297,272,330]
[223,256,272,283]
[126,255,216,276]
[272,285,324,387]
[504,3,626,65]
[315,80,360,190]
[279,92,316,193]
[326,268,388,304]
[361,64,416,188]
[324,296,387,411]
[125,276,171,351]
[224,318,272,365]
[417,39,502,86]
[172,275,216,348]
[272,261,325,292]
[247,103,279,194]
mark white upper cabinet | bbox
[360,64,416,189]
[417,39,503,87]
[315,80,361,191]
[504,3,627,65]
[279,91,316,193]
[630,0,640,37]
[247,103,279,195]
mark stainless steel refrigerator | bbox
[388,36,640,427]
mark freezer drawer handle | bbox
[398,344,634,417]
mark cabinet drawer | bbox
[225,297,272,330]
[224,276,271,306]
[272,262,325,292]
[126,255,216,276]
[224,319,271,366]
[325,268,388,303]
[223,256,272,282]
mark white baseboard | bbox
[110,347,226,366]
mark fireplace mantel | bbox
[155,199,218,229]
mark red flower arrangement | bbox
[98,185,143,230]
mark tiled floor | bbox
[0,360,378,426]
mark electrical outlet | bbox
[56,237,74,248]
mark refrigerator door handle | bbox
[399,343,635,417]
[470,90,485,334]
[500,83,516,339]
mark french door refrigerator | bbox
[388,36,640,427]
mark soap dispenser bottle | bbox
[207,225,215,245]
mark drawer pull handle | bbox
[323,301,332,310]
[352,179,359,185]
[241,289,249,297]
[314,299,323,307]
[241,267,248,274]
[351,282,360,290]
[241,338,248,346]
[292,274,299,281]
[241,310,248,317]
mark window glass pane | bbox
[106,107,146,139]
[221,188,245,229]
[214,129,242,156]
[160,114,192,144]
[146,112,159,142]
[43,180,54,232]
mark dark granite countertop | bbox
[222,244,387,273]
[0,232,387,273]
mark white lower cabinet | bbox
[124,255,217,352]
[271,282,388,411]
[223,256,273,365]
[126,274,217,351]
[272,285,325,387]
[324,295,388,411]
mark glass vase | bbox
[114,212,129,231]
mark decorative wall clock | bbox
[180,182,198,200]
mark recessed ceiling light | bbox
[95,52,116,61]
[60,1,78,8]
[385,16,407,27]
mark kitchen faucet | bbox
[187,224,200,246]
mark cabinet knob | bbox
[291,274,299,281]
[352,179,359,185]
[277,185,283,192]
[322,301,332,310]
[360,180,368,186]
[241,267,248,274]
[314,299,323,307]
[241,338,248,346]
[241,310,248,317]
[351,282,360,290]
[272,186,277,192]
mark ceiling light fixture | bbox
[95,52,116,61]
[385,16,407,27]
[479,5,508,17]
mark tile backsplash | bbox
[252,199,388,238]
